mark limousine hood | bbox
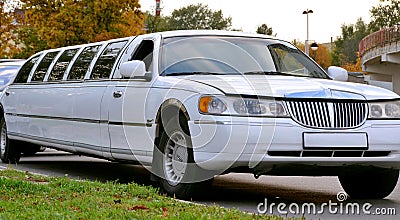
[180,75,399,100]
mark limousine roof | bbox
[28,30,279,57]
[34,36,133,54]
[157,30,278,39]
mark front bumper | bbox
[188,117,400,174]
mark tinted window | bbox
[131,40,154,71]
[68,45,102,80]
[90,41,128,79]
[48,48,79,81]
[31,51,59,82]
[268,43,328,78]
[14,54,41,83]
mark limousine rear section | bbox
[1,30,399,200]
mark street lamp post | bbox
[303,9,313,55]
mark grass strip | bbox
[0,168,291,219]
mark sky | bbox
[139,0,382,44]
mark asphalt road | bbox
[1,149,399,219]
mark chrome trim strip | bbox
[6,113,105,124]
[5,113,152,127]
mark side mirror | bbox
[120,60,150,80]
[327,66,348,82]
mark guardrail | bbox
[359,25,400,57]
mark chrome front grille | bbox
[285,100,368,128]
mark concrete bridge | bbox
[360,25,400,94]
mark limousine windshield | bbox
[160,36,329,79]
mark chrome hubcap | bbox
[163,130,188,186]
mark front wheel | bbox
[339,168,399,199]
[158,116,213,199]
[0,118,21,164]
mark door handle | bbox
[5,91,10,96]
[113,91,123,98]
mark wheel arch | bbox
[151,98,191,180]
[154,98,190,151]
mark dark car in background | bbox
[0,60,25,92]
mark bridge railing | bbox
[359,25,400,57]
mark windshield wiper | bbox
[243,71,290,76]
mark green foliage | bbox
[0,169,284,219]
[145,4,232,33]
[321,0,400,68]
[167,4,232,30]
[256,24,275,36]
[369,0,400,32]
[144,12,171,33]
[144,4,232,33]
[332,18,370,66]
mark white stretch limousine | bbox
[1,30,400,199]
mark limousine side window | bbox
[68,45,102,80]
[131,40,154,71]
[31,51,60,82]
[14,53,42,83]
[90,40,128,79]
[48,48,79,81]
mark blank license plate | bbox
[303,132,368,150]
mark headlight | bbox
[368,100,400,119]
[199,95,288,117]
[199,96,227,114]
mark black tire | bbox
[158,115,213,200]
[339,168,399,199]
[0,118,21,164]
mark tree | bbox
[0,0,23,58]
[341,55,362,72]
[167,4,231,30]
[256,24,276,36]
[144,12,170,33]
[17,0,145,56]
[369,0,400,32]
[332,18,370,66]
